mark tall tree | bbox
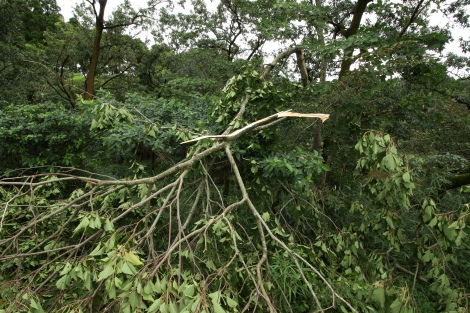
[78,0,160,100]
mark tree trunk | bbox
[310,0,327,155]
[314,0,327,84]
[295,49,309,87]
[338,0,372,79]
[339,50,355,79]
[85,0,107,100]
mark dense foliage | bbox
[0,0,469,312]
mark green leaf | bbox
[285,162,294,172]
[147,299,162,313]
[169,301,179,313]
[55,275,69,290]
[421,250,432,262]
[98,264,114,281]
[90,243,104,256]
[144,281,154,294]
[125,251,144,266]
[183,285,195,297]
[153,278,162,293]
[382,154,397,171]
[93,216,102,229]
[402,172,411,183]
[30,299,45,313]
[443,226,457,241]
[209,291,221,301]
[226,297,237,308]
[104,218,114,232]
[59,262,72,275]
[107,234,116,249]
[262,212,270,222]
[142,292,154,302]
[108,283,116,299]
[191,296,201,311]
[84,272,92,290]
[74,216,89,233]
[390,298,404,313]
[122,303,131,313]
[115,276,123,288]
[121,262,137,275]
[213,302,226,313]
[384,134,391,144]
[448,220,459,229]
[321,242,328,253]
[371,287,385,308]
[30,299,38,309]
[128,291,140,309]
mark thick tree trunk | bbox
[85,0,107,100]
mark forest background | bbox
[0,0,469,312]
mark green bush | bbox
[0,102,94,171]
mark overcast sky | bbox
[55,0,468,56]
[56,0,148,21]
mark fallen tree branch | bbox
[0,47,342,313]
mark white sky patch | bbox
[57,1,468,50]
[56,0,144,21]
[55,0,468,74]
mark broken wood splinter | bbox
[180,111,330,144]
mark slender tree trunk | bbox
[312,0,327,154]
[398,0,427,38]
[338,0,372,79]
[314,0,327,84]
[339,50,355,79]
[85,0,107,100]
[295,49,309,87]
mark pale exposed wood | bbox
[181,111,330,144]
[276,111,330,122]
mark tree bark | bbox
[261,46,301,79]
[295,49,309,87]
[338,0,373,79]
[85,0,107,100]
[314,0,327,84]
[398,0,427,38]
[312,0,327,155]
